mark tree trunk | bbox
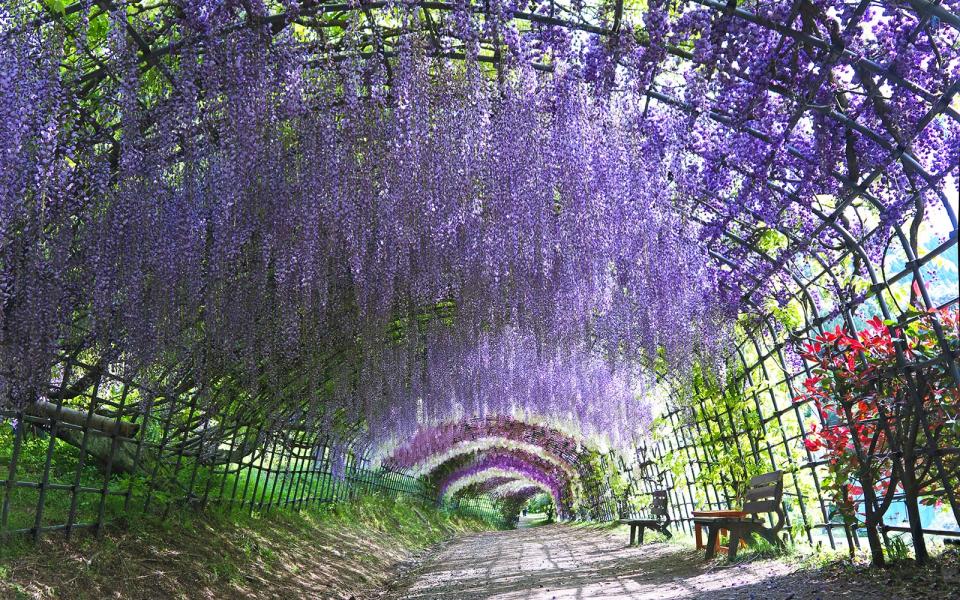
[860,477,887,566]
[901,473,929,564]
[55,427,141,474]
[865,520,885,566]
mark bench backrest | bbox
[742,471,784,528]
[650,490,670,521]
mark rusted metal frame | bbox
[233,423,265,510]
[771,336,838,550]
[64,374,106,539]
[670,409,710,531]
[732,347,778,472]
[31,362,76,540]
[677,406,720,513]
[211,414,242,507]
[253,427,283,513]
[1,409,26,534]
[290,429,322,508]
[155,385,202,517]
[93,381,130,536]
[271,432,298,510]
[140,386,188,515]
[744,328,816,545]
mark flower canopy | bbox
[0,0,957,542]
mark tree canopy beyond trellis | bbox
[0,0,958,563]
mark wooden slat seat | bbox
[621,491,672,546]
[692,471,786,559]
[619,518,662,526]
[691,516,763,525]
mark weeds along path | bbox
[379,523,956,600]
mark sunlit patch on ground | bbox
[382,524,959,600]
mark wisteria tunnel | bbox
[0,0,958,598]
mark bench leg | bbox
[727,527,741,560]
[637,526,645,545]
[629,524,636,546]
[695,523,703,549]
[705,526,720,560]
[756,527,784,549]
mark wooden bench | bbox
[620,491,672,545]
[692,471,785,559]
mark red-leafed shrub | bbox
[795,295,959,564]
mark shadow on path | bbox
[380,524,956,600]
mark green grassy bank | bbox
[0,493,495,599]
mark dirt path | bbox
[380,524,957,599]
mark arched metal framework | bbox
[0,0,957,549]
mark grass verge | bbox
[0,493,494,600]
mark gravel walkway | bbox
[380,523,958,600]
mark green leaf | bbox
[43,0,67,15]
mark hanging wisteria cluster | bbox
[0,1,726,445]
[2,0,958,505]
[367,328,655,448]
